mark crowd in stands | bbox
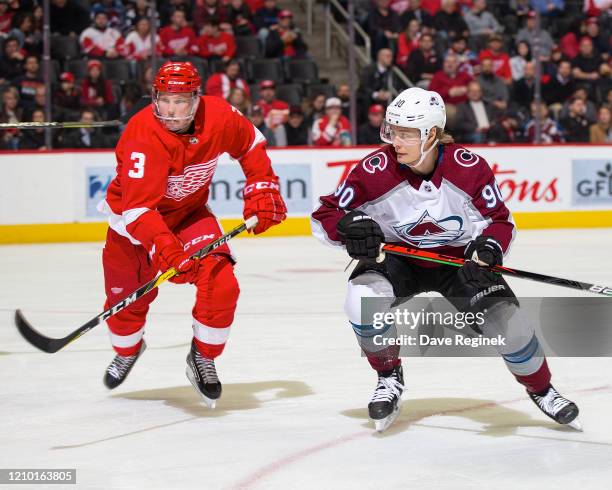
[0,0,610,150]
[357,0,611,144]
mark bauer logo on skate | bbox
[393,211,464,248]
[165,159,219,201]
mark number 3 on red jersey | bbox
[128,152,146,179]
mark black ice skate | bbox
[186,341,222,409]
[528,385,582,431]
[103,340,146,389]
[368,365,404,432]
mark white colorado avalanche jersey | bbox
[311,143,515,265]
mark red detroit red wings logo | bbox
[362,152,388,174]
[165,158,218,201]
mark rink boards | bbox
[1,144,611,243]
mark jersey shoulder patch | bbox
[449,145,482,169]
[361,150,388,174]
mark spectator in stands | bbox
[401,0,434,30]
[123,17,160,61]
[249,104,276,146]
[366,0,402,57]
[11,55,42,111]
[159,0,192,27]
[406,33,442,86]
[523,101,564,143]
[205,58,250,99]
[357,104,384,145]
[79,11,123,59]
[447,34,479,77]
[227,87,251,115]
[598,64,612,105]
[257,79,289,131]
[139,63,154,94]
[0,0,14,36]
[529,0,564,20]
[0,37,25,84]
[61,107,110,148]
[429,53,472,106]
[358,48,394,121]
[53,71,81,114]
[455,80,496,143]
[124,0,156,32]
[512,60,536,112]
[227,0,254,36]
[464,0,502,46]
[589,105,611,142]
[479,34,512,84]
[433,0,469,42]
[90,0,126,32]
[0,86,21,149]
[312,97,352,146]
[253,0,280,39]
[81,60,115,119]
[476,56,509,111]
[584,17,609,60]
[50,0,89,37]
[516,10,554,60]
[305,92,326,129]
[337,83,351,119]
[559,86,598,123]
[571,37,604,90]
[543,59,576,106]
[284,105,309,146]
[8,11,40,55]
[193,0,231,34]
[264,9,308,59]
[396,18,421,69]
[28,84,47,117]
[510,40,532,81]
[118,82,142,124]
[195,17,236,61]
[19,108,48,150]
[159,9,196,57]
[560,96,590,142]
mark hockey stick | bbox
[0,120,123,130]
[15,216,258,353]
[380,243,612,297]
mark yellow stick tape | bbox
[1,213,611,245]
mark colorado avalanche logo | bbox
[454,148,480,168]
[430,96,440,106]
[393,211,464,248]
[362,152,388,174]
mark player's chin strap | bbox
[404,138,438,170]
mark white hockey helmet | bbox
[381,87,446,143]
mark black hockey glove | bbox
[464,235,503,267]
[337,210,384,261]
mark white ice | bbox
[1,229,612,489]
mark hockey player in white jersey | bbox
[311,87,581,432]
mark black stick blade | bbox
[14,309,63,353]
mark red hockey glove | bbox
[242,180,287,235]
[153,233,199,284]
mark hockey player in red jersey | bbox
[311,87,581,432]
[99,61,287,407]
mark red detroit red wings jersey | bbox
[311,143,516,264]
[99,95,275,245]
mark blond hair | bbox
[435,127,454,144]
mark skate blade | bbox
[372,400,402,433]
[186,367,217,409]
[566,417,583,432]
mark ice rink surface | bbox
[1,229,612,489]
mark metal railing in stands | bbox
[295,0,314,36]
[325,0,371,69]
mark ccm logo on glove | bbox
[243,179,287,235]
[243,181,281,196]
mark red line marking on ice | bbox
[232,384,610,489]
